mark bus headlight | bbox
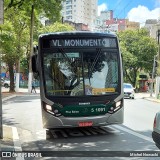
[45,104,52,111]
[44,103,62,117]
[116,101,121,108]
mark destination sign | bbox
[49,38,117,48]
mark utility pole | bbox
[150,55,156,97]
[151,30,160,98]
[62,16,64,24]
[158,30,160,60]
[155,29,160,98]
[28,5,34,93]
[0,0,4,139]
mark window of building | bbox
[66,0,72,4]
[66,5,72,9]
[66,11,72,15]
[66,16,72,20]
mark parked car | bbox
[123,83,135,99]
[1,78,4,86]
[152,111,160,149]
[3,79,10,88]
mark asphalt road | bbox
[2,94,160,160]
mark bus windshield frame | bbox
[40,36,121,98]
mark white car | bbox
[3,79,10,88]
[152,111,160,149]
[123,83,135,99]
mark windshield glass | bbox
[43,49,119,96]
[124,84,132,89]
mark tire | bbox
[4,83,9,88]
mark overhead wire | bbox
[115,0,133,19]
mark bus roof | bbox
[39,31,117,39]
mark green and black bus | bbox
[32,31,124,129]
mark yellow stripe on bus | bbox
[48,88,115,93]
[92,88,115,93]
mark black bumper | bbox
[152,131,160,149]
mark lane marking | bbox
[12,126,24,160]
[113,125,154,143]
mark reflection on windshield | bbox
[43,50,119,96]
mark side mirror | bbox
[32,55,37,73]
[32,55,39,79]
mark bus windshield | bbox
[43,49,119,96]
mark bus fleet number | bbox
[91,108,106,113]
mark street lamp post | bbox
[150,55,156,97]
[157,29,160,60]
[155,29,160,99]
[0,0,4,139]
[0,28,3,139]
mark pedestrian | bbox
[31,79,36,93]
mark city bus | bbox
[32,31,124,129]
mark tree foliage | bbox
[5,0,63,22]
[118,28,158,87]
[1,0,64,92]
[0,5,30,91]
[38,22,75,35]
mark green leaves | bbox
[118,28,158,87]
[38,22,75,35]
[1,0,64,92]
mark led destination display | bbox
[49,38,117,48]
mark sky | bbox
[98,0,160,26]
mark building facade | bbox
[145,19,160,39]
[62,0,98,30]
[93,10,113,32]
[105,18,126,32]
[125,19,140,30]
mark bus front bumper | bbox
[42,107,124,129]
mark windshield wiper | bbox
[88,48,102,79]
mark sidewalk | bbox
[1,87,40,153]
[136,92,160,103]
[2,87,40,101]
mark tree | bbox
[0,4,30,92]
[3,0,63,92]
[5,0,62,22]
[118,29,158,87]
[38,22,75,35]
[0,22,18,92]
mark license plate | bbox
[78,121,93,127]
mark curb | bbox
[0,125,15,152]
[2,95,17,102]
[2,93,40,102]
[143,97,160,103]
